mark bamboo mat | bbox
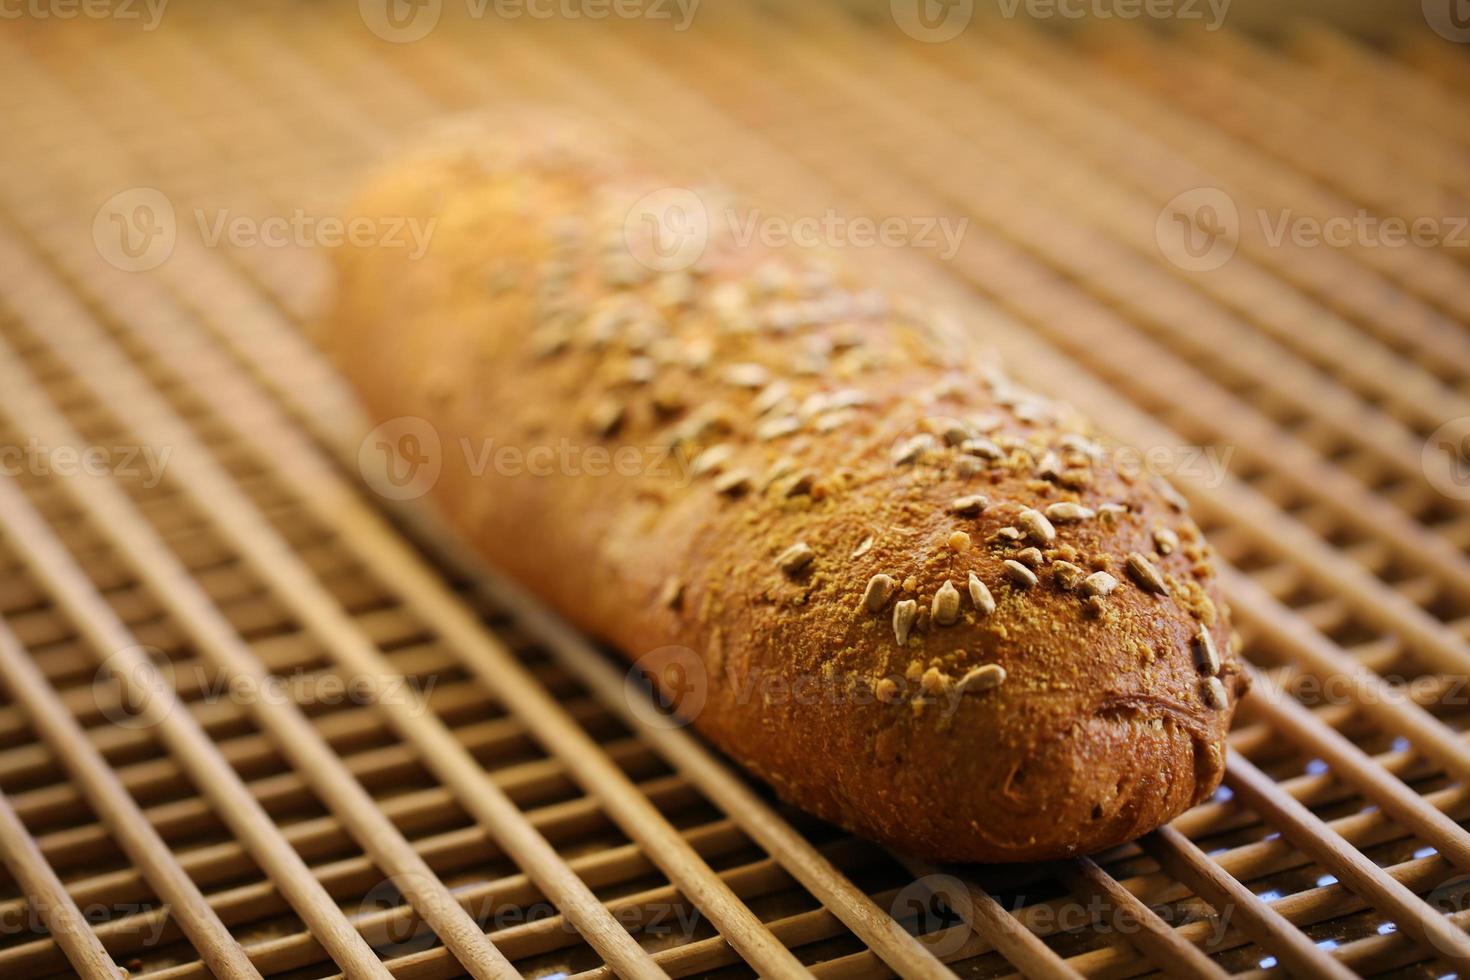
[1,1,1469,977]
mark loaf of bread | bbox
[325,121,1246,863]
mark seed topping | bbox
[587,399,625,437]
[777,542,814,576]
[1194,627,1222,676]
[861,574,897,612]
[1003,559,1038,588]
[956,663,1006,695]
[1015,547,1045,569]
[893,434,937,466]
[658,578,685,610]
[1045,502,1095,523]
[1126,552,1169,595]
[714,469,752,497]
[756,415,801,441]
[932,580,961,625]
[723,362,770,388]
[1079,571,1118,598]
[691,444,734,476]
[1202,676,1229,710]
[949,494,990,516]
[968,572,996,615]
[1018,507,1056,544]
[1052,561,1085,590]
[893,599,918,644]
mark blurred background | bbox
[4,1,1470,978]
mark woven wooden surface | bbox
[0,2,1469,977]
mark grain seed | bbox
[1126,552,1169,595]
[724,362,771,388]
[949,494,990,516]
[1018,507,1056,544]
[861,574,897,612]
[1003,559,1038,588]
[893,599,918,644]
[777,542,815,575]
[1079,571,1118,598]
[893,434,937,466]
[587,399,625,437]
[1194,627,1222,676]
[1045,502,1095,523]
[1153,527,1180,556]
[852,535,875,559]
[756,415,802,442]
[932,580,961,625]
[691,444,734,477]
[956,663,1006,695]
[968,572,996,615]
[752,380,792,416]
[659,578,685,610]
[1015,547,1045,569]
[960,437,1004,460]
[1052,561,1085,590]
[1202,676,1229,710]
[714,469,752,497]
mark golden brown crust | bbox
[325,121,1246,863]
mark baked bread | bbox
[324,121,1246,863]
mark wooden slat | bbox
[1225,751,1470,967]
[0,783,124,980]
[0,619,262,979]
[0,478,393,980]
[0,335,518,980]
[1054,856,1229,979]
[1142,826,1356,980]
[0,252,667,979]
[0,9,1469,979]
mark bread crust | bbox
[326,122,1246,863]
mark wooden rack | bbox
[0,1,1468,976]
